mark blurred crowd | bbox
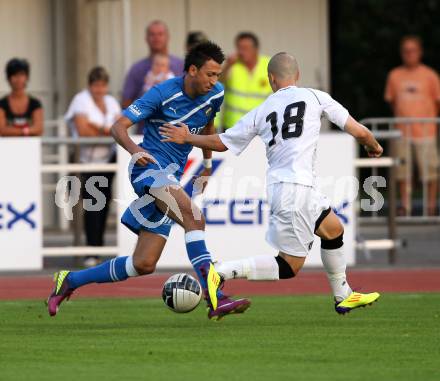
[0,20,273,137]
[0,21,439,263]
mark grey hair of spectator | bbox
[145,20,169,35]
[268,52,299,80]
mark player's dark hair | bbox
[88,66,110,85]
[235,32,259,49]
[6,58,30,80]
[184,41,225,72]
[186,31,208,51]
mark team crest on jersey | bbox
[205,107,212,116]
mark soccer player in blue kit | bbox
[47,42,250,320]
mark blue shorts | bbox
[121,160,183,238]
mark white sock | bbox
[321,245,352,302]
[125,256,139,277]
[215,256,279,281]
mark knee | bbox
[322,224,344,241]
[133,256,157,275]
[184,210,205,231]
[276,255,299,279]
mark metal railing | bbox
[353,129,402,264]
[360,117,440,222]
[41,122,118,257]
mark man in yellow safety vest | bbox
[219,32,272,130]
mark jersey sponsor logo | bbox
[0,202,36,230]
[189,126,204,135]
[128,104,142,117]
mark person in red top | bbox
[0,58,43,137]
[385,36,440,215]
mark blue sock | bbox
[185,230,223,298]
[67,256,138,289]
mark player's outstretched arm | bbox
[344,116,383,158]
[160,122,228,152]
[201,120,215,160]
[111,116,156,166]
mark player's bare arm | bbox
[193,119,215,192]
[201,119,214,169]
[160,122,228,152]
[344,116,383,158]
[111,116,156,166]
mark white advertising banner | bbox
[0,138,42,270]
[117,133,355,268]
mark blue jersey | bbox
[123,76,224,175]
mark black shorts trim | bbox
[314,207,331,233]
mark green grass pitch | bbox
[0,294,439,381]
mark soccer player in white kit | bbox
[160,52,383,314]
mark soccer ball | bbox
[162,273,202,313]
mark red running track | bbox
[0,268,439,300]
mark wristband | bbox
[22,127,30,136]
[202,159,212,169]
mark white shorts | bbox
[265,183,330,257]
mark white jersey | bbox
[219,86,349,186]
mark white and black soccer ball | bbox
[162,273,202,313]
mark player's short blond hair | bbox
[268,52,298,80]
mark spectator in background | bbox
[0,58,43,137]
[143,53,175,92]
[186,31,208,53]
[122,20,183,110]
[65,67,121,267]
[219,32,272,130]
[385,36,440,216]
